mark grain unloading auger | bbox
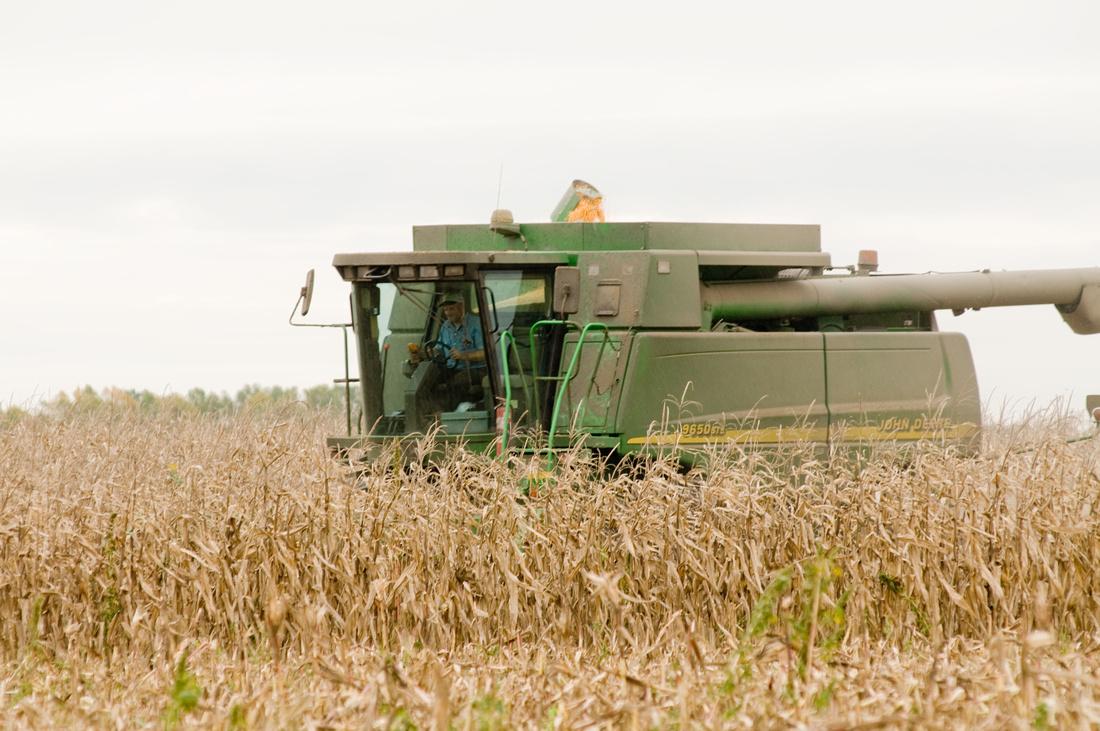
[702,266,1100,334]
[291,188,1099,466]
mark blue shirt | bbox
[438,313,485,369]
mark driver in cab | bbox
[411,290,486,370]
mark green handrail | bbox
[521,320,621,464]
[529,319,579,364]
[528,319,580,425]
[498,330,516,454]
[496,329,533,455]
[546,322,615,454]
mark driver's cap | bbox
[440,289,463,305]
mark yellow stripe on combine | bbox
[626,427,828,446]
[830,423,980,442]
[625,423,979,446]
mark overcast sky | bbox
[2,1,1098,417]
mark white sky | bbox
[2,1,1098,416]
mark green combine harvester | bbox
[292,188,1100,466]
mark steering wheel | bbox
[421,339,452,366]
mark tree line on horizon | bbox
[1,384,348,425]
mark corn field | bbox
[1,408,1099,729]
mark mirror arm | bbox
[288,296,351,328]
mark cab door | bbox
[480,269,554,437]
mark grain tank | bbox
[302,216,1099,463]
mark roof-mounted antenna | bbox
[489,161,526,246]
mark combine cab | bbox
[295,198,1100,465]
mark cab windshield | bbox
[352,269,553,439]
[352,280,486,436]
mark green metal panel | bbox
[582,223,647,250]
[411,222,819,253]
[636,253,703,328]
[940,333,982,447]
[413,223,593,251]
[642,222,820,252]
[575,251,702,328]
[697,251,831,268]
[824,332,980,449]
[614,332,829,449]
[411,225,447,251]
[555,330,631,432]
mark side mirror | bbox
[299,269,315,317]
[288,269,350,329]
[553,266,580,315]
[1088,394,1100,424]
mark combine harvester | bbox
[292,182,1100,466]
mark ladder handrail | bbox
[528,320,580,425]
[546,322,617,451]
[497,330,515,454]
[496,329,534,454]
